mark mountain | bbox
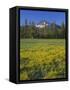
[35,20,49,28]
[35,20,61,29]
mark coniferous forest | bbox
[20,19,65,39]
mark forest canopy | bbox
[20,19,65,39]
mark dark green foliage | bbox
[20,20,65,39]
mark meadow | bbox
[20,39,66,80]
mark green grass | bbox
[20,39,65,49]
[20,39,66,80]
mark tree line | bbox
[20,19,65,39]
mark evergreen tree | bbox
[61,22,65,38]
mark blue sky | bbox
[20,10,65,26]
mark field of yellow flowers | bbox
[20,39,66,80]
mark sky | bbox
[20,9,65,26]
